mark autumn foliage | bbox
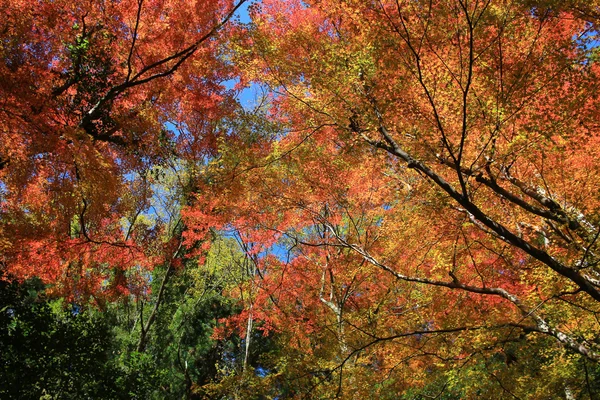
[0,0,244,299]
[2,0,600,398]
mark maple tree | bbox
[0,0,246,299]
[178,0,600,396]
[3,0,600,397]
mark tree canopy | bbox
[2,0,600,398]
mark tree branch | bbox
[322,221,600,362]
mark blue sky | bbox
[234,0,254,24]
